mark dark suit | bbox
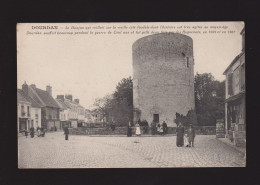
[64,127,69,140]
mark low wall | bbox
[69,126,216,135]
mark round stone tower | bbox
[133,33,195,127]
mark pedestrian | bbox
[37,127,41,137]
[151,120,156,135]
[176,122,184,147]
[158,123,163,135]
[135,121,141,136]
[54,126,57,132]
[64,126,69,140]
[162,121,168,135]
[157,123,161,134]
[188,124,195,147]
[24,130,28,138]
[30,127,34,138]
[127,121,132,137]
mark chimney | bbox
[22,81,28,95]
[74,99,79,104]
[46,85,52,97]
[57,95,65,101]
[30,84,36,89]
[65,94,73,101]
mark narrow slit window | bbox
[186,57,189,67]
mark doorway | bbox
[153,114,159,123]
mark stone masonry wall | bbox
[133,33,195,127]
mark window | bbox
[228,73,233,95]
[21,105,25,116]
[186,57,189,68]
[241,64,245,90]
[27,106,30,117]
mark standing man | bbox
[64,126,69,141]
[188,124,195,147]
[176,122,184,147]
[162,121,168,135]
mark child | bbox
[159,125,164,135]
[184,133,190,147]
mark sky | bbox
[17,22,244,109]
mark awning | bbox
[225,92,245,103]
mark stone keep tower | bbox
[133,33,195,127]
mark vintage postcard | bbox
[17,22,245,168]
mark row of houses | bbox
[17,82,86,132]
[223,27,245,146]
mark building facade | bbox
[22,83,60,131]
[18,86,42,132]
[133,33,195,127]
[223,27,245,147]
[56,95,70,129]
[63,95,85,128]
[75,99,85,127]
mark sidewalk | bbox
[216,137,246,156]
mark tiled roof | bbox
[223,52,244,75]
[55,99,69,110]
[17,89,31,104]
[34,88,60,108]
[17,89,42,108]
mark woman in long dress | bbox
[176,123,184,147]
[135,122,141,136]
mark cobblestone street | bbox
[18,132,246,168]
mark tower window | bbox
[186,57,189,67]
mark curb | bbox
[216,138,246,156]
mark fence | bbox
[69,126,216,135]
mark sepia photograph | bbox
[17,22,245,168]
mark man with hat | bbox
[188,124,195,147]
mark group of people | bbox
[24,127,45,138]
[150,121,168,135]
[176,123,195,147]
[127,120,168,137]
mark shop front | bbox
[226,92,245,146]
[19,118,28,131]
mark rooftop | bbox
[17,89,42,108]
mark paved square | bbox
[18,132,246,168]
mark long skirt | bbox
[136,127,141,136]
[176,133,184,146]
[184,136,190,147]
[127,127,132,137]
